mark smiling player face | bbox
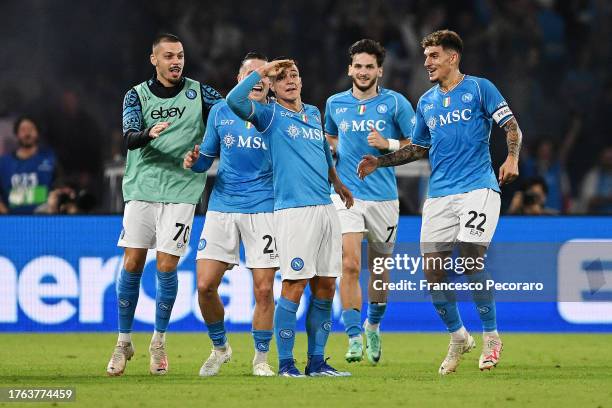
[238,58,270,103]
[272,64,302,104]
[423,45,457,84]
[348,52,382,92]
[151,41,184,86]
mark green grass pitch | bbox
[1,333,611,408]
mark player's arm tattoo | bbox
[378,144,427,168]
[503,117,522,159]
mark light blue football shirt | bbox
[325,88,415,201]
[200,100,274,213]
[226,72,334,211]
[412,75,514,198]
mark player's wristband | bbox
[388,139,400,152]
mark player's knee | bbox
[254,282,274,305]
[342,256,360,278]
[124,257,144,273]
[156,258,178,273]
[197,278,219,299]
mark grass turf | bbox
[0,333,611,408]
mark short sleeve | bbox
[394,93,416,139]
[324,99,338,136]
[410,100,431,148]
[479,78,514,127]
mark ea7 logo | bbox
[281,111,294,117]
[151,106,186,120]
[335,107,348,114]
[220,119,234,125]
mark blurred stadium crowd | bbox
[0,0,610,214]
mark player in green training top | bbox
[106,33,222,377]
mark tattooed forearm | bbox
[503,118,522,159]
[378,144,427,168]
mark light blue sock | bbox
[252,329,273,353]
[367,302,387,325]
[341,308,362,338]
[468,270,497,332]
[206,320,227,347]
[155,270,178,333]
[430,288,463,332]
[306,297,333,357]
[116,269,143,333]
[274,296,298,362]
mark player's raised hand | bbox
[149,122,170,138]
[257,59,295,78]
[183,144,200,169]
[367,125,388,150]
[498,156,519,186]
[357,154,379,180]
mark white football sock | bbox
[152,330,166,344]
[450,326,468,341]
[118,332,131,343]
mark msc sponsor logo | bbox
[287,124,300,139]
[238,135,267,150]
[286,126,323,141]
[438,109,472,127]
[351,119,386,132]
[151,106,186,120]
[223,133,236,148]
[427,116,436,130]
[339,120,350,133]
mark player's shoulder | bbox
[186,77,223,104]
[464,75,497,94]
[416,85,439,109]
[325,89,352,105]
[38,147,57,160]
[304,103,322,117]
[379,88,412,108]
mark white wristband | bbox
[388,139,400,152]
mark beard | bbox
[17,135,36,148]
[166,74,182,84]
[353,76,377,93]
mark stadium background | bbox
[1,0,611,334]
